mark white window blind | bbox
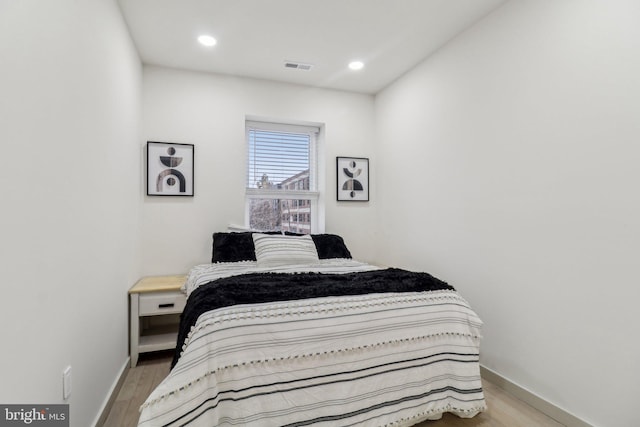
[246,121,318,192]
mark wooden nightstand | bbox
[129,275,187,367]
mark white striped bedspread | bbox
[139,262,485,427]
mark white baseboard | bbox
[92,357,130,427]
[480,365,593,427]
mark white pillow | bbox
[252,233,319,267]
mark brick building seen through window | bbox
[249,169,311,234]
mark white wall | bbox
[375,1,640,426]
[0,1,142,426]
[141,66,376,275]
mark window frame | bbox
[244,119,322,233]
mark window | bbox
[245,120,321,234]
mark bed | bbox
[138,232,485,426]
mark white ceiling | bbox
[118,0,506,94]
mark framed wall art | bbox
[336,156,369,201]
[146,141,194,196]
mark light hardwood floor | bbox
[102,351,174,427]
[102,351,564,427]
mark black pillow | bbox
[211,231,282,263]
[310,234,352,259]
[211,232,255,263]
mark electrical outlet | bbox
[62,366,72,400]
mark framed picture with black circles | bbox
[146,141,194,196]
[336,156,369,201]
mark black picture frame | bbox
[336,156,369,201]
[146,141,194,196]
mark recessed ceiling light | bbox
[198,35,217,47]
[348,61,364,71]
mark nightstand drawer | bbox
[139,291,186,316]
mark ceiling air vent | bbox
[284,61,313,71]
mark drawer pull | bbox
[158,303,175,309]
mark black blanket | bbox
[172,268,453,368]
